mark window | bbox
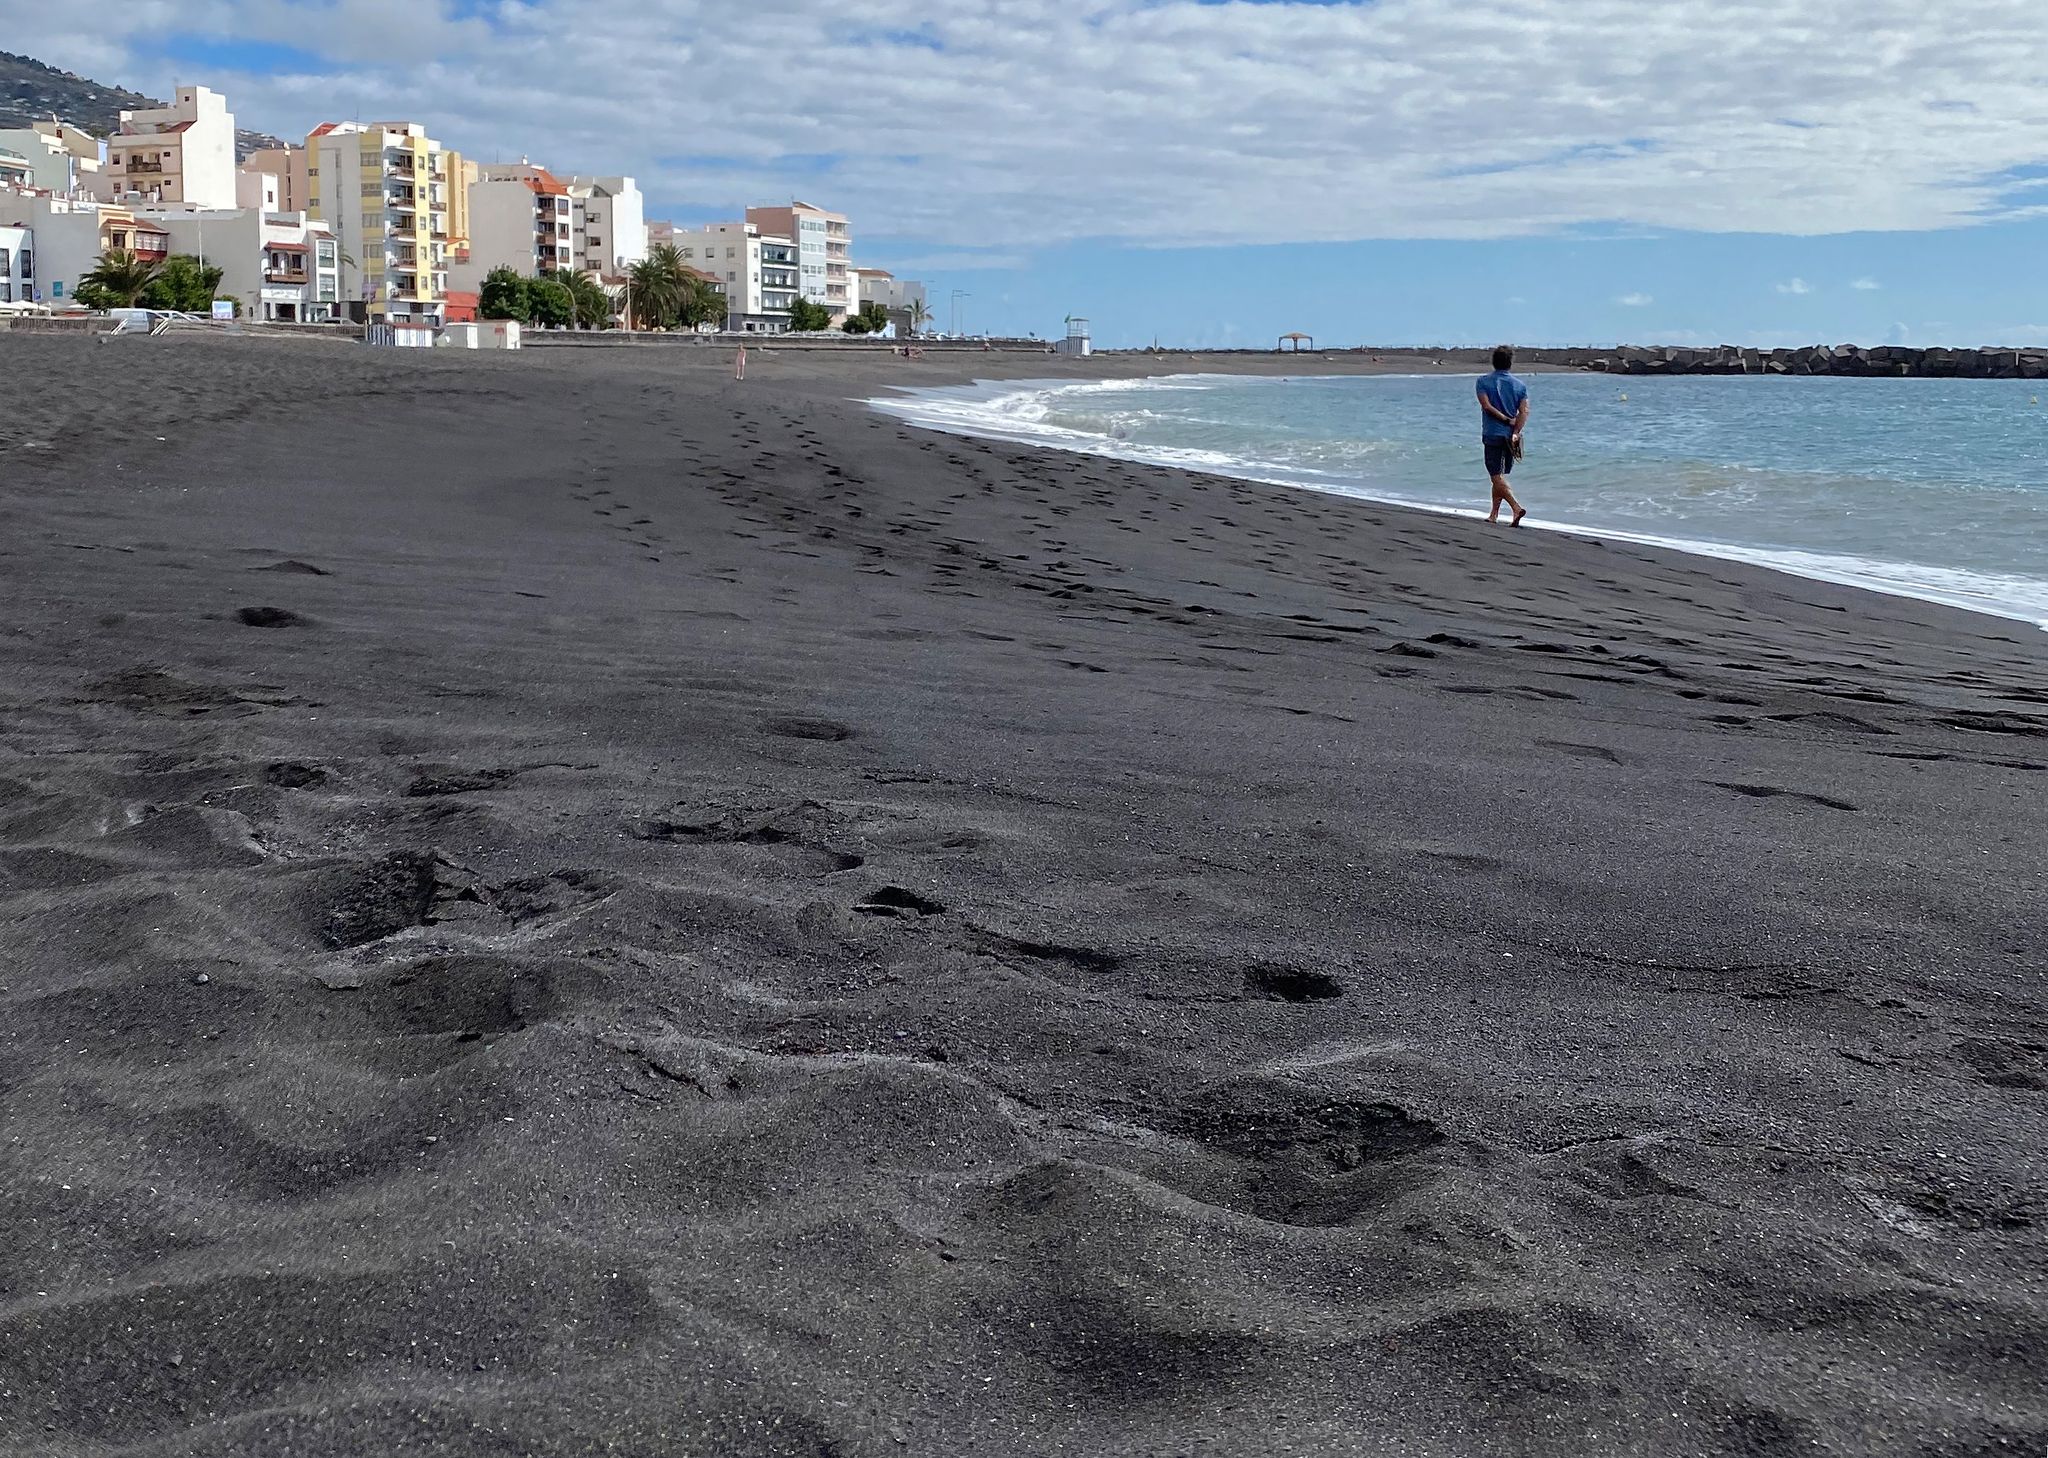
[363,214,382,229]
[19,252,30,278]
[0,248,9,275]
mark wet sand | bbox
[1,334,2043,1457]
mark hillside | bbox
[0,50,284,158]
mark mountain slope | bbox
[0,50,284,158]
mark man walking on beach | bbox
[1477,345,1529,526]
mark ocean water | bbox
[873,373,2048,628]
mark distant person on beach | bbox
[1477,345,1529,525]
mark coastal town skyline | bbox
[16,0,2048,348]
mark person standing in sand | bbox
[1477,345,1529,526]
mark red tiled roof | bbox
[523,168,570,197]
[308,122,342,139]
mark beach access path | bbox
[0,335,2042,1457]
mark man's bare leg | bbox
[1489,474,1526,526]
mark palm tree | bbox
[627,245,687,330]
[77,249,163,308]
[678,272,726,330]
[906,297,932,336]
[549,267,611,329]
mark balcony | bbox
[389,155,415,175]
[265,269,309,284]
[389,194,417,211]
[124,159,165,175]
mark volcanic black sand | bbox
[1,334,2042,1457]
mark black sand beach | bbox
[1,335,2042,1457]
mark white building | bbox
[0,195,169,305]
[0,224,31,303]
[306,121,453,325]
[666,221,798,332]
[104,86,238,210]
[138,203,340,322]
[240,146,308,213]
[448,163,575,291]
[566,175,645,276]
[851,268,928,331]
[0,122,102,195]
[746,202,851,318]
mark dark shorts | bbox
[1483,436,1516,476]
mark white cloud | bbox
[1617,292,1654,307]
[28,0,2048,252]
[1851,277,1882,290]
[875,252,1030,274]
[1776,277,1813,294]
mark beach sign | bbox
[211,300,234,321]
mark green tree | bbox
[140,254,225,312]
[527,277,575,329]
[785,296,833,332]
[479,266,528,321]
[75,248,162,308]
[679,272,726,329]
[905,297,932,336]
[626,246,684,330]
[550,268,612,329]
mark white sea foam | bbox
[870,377,2048,631]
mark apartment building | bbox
[851,268,928,331]
[0,195,168,303]
[565,175,645,276]
[746,201,851,318]
[104,86,237,209]
[306,121,455,324]
[240,146,308,213]
[0,122,102,195]
[140,204,340,322]
[665,221,798,332]
[446,163,574,291]
[0,149,30,191]
[0,224,30,303]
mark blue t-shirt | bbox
[1477,370,1527,439]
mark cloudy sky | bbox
[20,0,2048,346]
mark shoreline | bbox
[3,333,2043,1457]
[867,370,2048,632]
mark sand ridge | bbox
[0,336,2043,1456]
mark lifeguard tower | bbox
[1055,315,1092,357]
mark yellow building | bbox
[305,121,461,324]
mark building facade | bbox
[139,205,340,322]
[306,121,454,324]
[852,268,928,332]
[105,86,237,209]
[240,146,308,213]
[666,221,797,332]
[0,224,30,303]
[0,196,168,304]
[0,123,102,195]
[446,164,574,292]
[746,202,851,318]
[566,176,645,276]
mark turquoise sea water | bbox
[874,373,2048,628]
